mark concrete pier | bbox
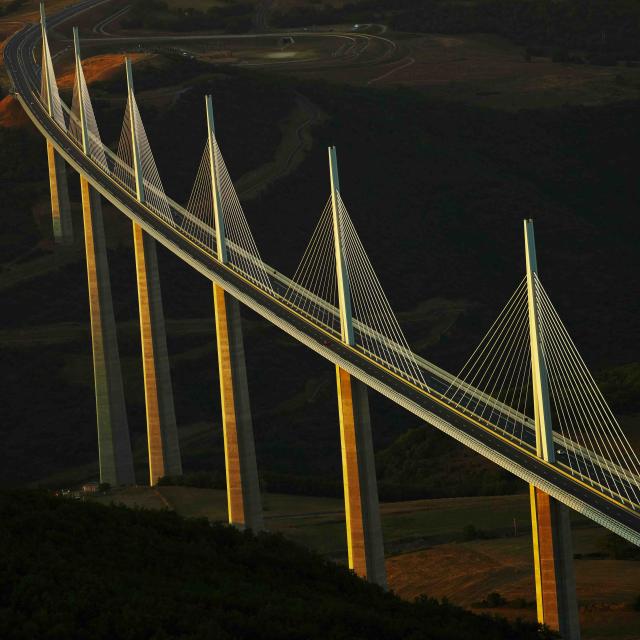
[336,366,386,587]
[133,222,182,485]
[327,146,386,587]
[46,140,73,244]
[81,176,134,485]
[530,486,580,639]
[525,219,580,639]
[213,282,263,531]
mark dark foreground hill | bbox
[0,490,554,640]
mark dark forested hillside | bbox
[0,490,556,639]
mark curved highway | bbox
[4,0,640,545]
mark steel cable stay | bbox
[538,277,640,482]
[444,279,533,438]
[481,305,530,434]
[114,102,135,194]
[79,69,109,173]
[444,279,526,409]
[184,143,216,252]
[284,192,427,389]
[68,61,110,175]
[131,97,174,226]
[310,204,339,331]
[340,205,424,387]
[461,293,528,423]
[68,77,82,147]
[338,195,421,383]
[536,276,640,504]
[444,270,640,505]
[284,199,340,333]
[40,31,66,130]
[214,141,274,293]
[535,282,615,493]
[500,309,532,440]
[182,137,274,292]
[538,296,608,491]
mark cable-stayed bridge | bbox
[4,3,639,637]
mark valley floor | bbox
[92,487,640,640]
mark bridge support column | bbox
[525,219,580,639]
[124,58,182,486]
[530,485,580,639]
[328,145,386,586]
[204,94,263,531]
[336,366,386,587]
[46,141,73,244]
[133,223,182,485]
[213,283,263,531]
[81,176,134,485]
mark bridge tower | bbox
[329,146,386,587]
[74,29,134,486]
[126,59,182,485]
[525,219,580,639]
[40,3,73,244]
[207,96,263,531]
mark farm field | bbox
[367,34,640,110]
[270,31,640,110]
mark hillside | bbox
[0,490,555,639]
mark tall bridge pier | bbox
[213,284,263,530]
[525,219,580,639]
[40,4,73,244]
[46,141,73,244]
[126,60,182,485]
[329,147,386,587]
[208,96,263,530]
[73,29,134,486]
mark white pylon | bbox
[72,27,89,154]
[39,2,53,116]
[524,219,555,463]
[206,95,227,264]
[329,146,355,346]
[125,58,145,203]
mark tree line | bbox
[121,0,254,34]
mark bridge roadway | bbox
[4,0,640,545]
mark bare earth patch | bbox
[387,536,640,640]
[0,94,31,127]
[358,33,640,109]
[56,52,150,89]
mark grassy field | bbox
[266,30,640,110]
[92,487,640,639]
[368,33,640,110]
